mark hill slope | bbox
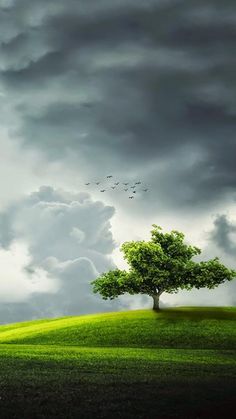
[0,307,235,418]
[0,307,235,348]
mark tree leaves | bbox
[92,225,236,303]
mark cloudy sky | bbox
[0,0,236,322]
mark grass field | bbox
[0,307,235,418]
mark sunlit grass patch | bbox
[0,307,235,349]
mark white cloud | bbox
[70,227,86,244]
[0,241,58,303]
[0,186,119,321]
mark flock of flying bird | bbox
[84,175,149,199]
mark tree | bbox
[92,225,236,310]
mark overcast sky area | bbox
[0,0,236,323]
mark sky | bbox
[0,0,236,323]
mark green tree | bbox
[92,225,236,310]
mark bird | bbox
[130,186,136,189]
[124,188,128,191]
[135,181,141,185]
[114,182,119,185]
[129,196,134,199]
[111,186,116,189]
[85,183,90,185]
[100,190,106,192]
[123,182,129,185]
[107,175,113,178]
[95,182,100,185]
[133,191,136,194]
[143,189,148,192]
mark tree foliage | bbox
[92,225,236,309]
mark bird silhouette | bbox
[85,176,147,198]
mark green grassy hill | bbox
[0,307,235,418]
[0,307,236,348]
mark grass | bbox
[0,307,235,418]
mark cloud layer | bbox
[1,0,235,211]
[0,186,120,322]
[0,241,58,303]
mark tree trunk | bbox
[153,294,160,310]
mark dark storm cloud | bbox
[1,0,236,207]
[204,213,236,305]
[209,214,236,257]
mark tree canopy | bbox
[92,225,236,310]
